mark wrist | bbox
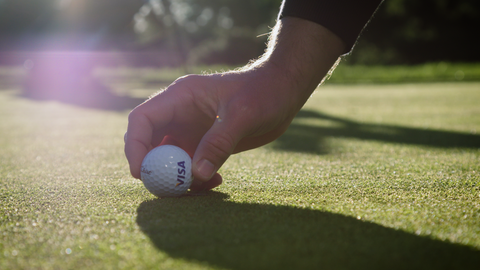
[256,17,346,109]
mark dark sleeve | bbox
[279,0,383,53]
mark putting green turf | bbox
[1,76,479,269]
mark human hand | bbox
[124,66,303,191]
[124,17,345,191]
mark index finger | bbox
[124,97,174,179]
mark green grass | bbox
[327,62,480,84]
[1,66,480,269]
[4,62,479,90]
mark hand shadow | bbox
[137,191,480,270]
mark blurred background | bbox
[0,0,479,108]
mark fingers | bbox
[124,96,174,179]
[190,173,223,191]
[192,114,244,182]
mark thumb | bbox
[192,119,241,182]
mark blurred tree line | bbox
[0,0,143,50]
[129,0,282,66]
[0,0,478,66]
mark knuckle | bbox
[127,107,144,124]
[167,75,205,98]
[172,74,203,86]
[127,109,139,123]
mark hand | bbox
[124,17,345,191]
[124,66,300,191]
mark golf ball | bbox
[140,145,193,197]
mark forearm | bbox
[246,17,346,112]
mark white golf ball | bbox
[140,145,193,197]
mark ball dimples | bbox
[140,145,193,197]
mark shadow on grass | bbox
[137,191,480,270]
[20,75,146,111]
[16,56,147,111]
[272,109,480,154]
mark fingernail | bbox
[196,159,215,180]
